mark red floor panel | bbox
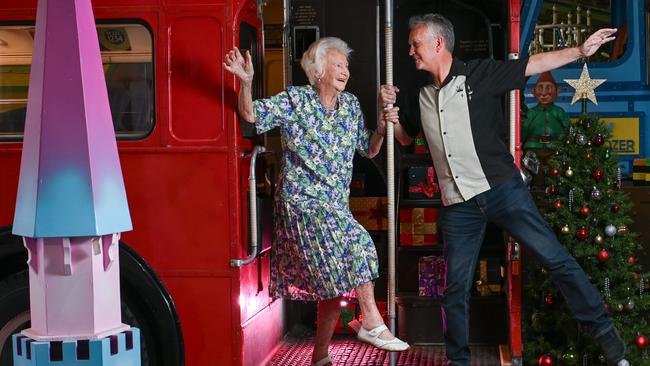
[266,336,501,365]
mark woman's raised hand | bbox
[224,47,254,83]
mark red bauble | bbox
[629,256,636,265]
[592,168,603,181]
[550,168,560,176]
[598,249,609,262]
[611,203,620,213]
[538,354,554,366]
[636,335,648,349]
[553,200,562,209]
[576,227,589,240]
[546,186,558,196]
[544,294,554,305]
[585,151,593,159]
[593,135,605,146]
[580,206,590,216]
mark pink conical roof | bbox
[13,0,132,237]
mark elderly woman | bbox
[224,37,409,366]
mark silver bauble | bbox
[576,134,588,145]
[605,224,617,237]
[591,188,603,200]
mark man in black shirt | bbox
[380,13,627,366]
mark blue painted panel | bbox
[12,328,141,366]
[522,0,647,83]
[521,0,649,177]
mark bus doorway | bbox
[265,0,520,364]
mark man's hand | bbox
[377,84,400,136]
[579,28,617,58]
[382,106,400,126]
[376,84,412,145]
[224,47,254,83]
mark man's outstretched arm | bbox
[525,28,617,77]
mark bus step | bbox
[266,335,501,365]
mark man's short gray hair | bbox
[300,37,352,85]
[409,13,455,54]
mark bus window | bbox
[293,26,318,61]
[529,1,625,62]
[239,22,263,138]
[0,23,154,141]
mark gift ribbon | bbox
[369,199,388,227]
[350,181,365,189]
[409,167,439,198]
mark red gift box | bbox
[400,208,437,246]
[408,166,439,199]
[414,132,428,154]
[350,197,388,231]
[350,173,366,196]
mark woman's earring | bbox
[317,78,321,84]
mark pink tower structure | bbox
[12,0,134,347]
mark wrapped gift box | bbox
[419,256,446,297]
[475,258,503,296]
[400,207,437,246]
[358,300,387,324]
[414,132,429,154]
[350,197,388,231]
[350,172,366,196]
[334,303,358,334]
[335,301,388,334]
[633,158,650,186]
[486,257,503,293]
[407,166,439,199]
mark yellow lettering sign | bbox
[570,117,640,155]
[602,117,640,155]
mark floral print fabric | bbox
[254,85,379,300]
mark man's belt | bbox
[528,135,557,144]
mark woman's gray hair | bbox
[300,37,352,85]
[409,13,455,53]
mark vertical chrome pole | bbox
[384,1,397,365]
[282,0,292,86]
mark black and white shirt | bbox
[400,57,529,206]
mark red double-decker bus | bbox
[0,1,275,365]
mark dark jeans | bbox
[439,174,613,366]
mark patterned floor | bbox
[266,336,502,365]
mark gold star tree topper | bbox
[564,63,606,105]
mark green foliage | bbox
[523,114,650,365]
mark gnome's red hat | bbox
[536,71,557,86]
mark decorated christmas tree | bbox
[523,65,650,366]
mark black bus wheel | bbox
[0,271,29,366]
[0,245,184,366]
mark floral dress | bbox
[253,85,379,300]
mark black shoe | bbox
[595,328,627,366]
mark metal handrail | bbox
[0,99,27,105]
[230,145,266,267]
